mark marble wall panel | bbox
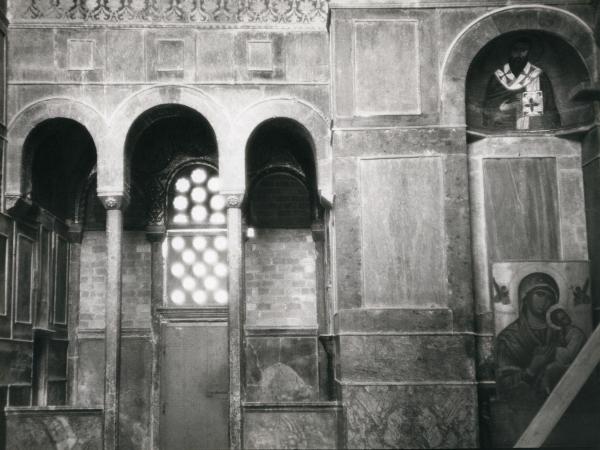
[234,32,285,81]
[338,334,475,382]
[54,29,106,83]
[333,156,362,309]
[66,39,91,69]
[75,337,104,406]
[5,407,103,450]
[342,384,478,449]
[333,127,465,158]
[285,32,329,83]
[0,340,32,385]
[244,408,339,449]
[353,19,420,116]
[9,28,55,81]
[444,153,475,331]
[106,29,145,82]
[145,29,195,82]
[119,337,152,450]
[583,156,600,323]
[247,40,273,71]
[0,29,5,126]
[360,156,446,308]
[196,31,236,82]
[332,8,439,127]
[558,168,588,259]
[245,336,319,402]
[483,158,560,261]
[76,334,152,447]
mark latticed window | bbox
[163,164,228,307]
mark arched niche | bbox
[107,85,230,197]
[234,98,330,200]
[440,6,596,126]
[6,98,106,207]
[466,31,594,133]
[245,118,318,229]
[124,104,219,230]
[25,118,97,222]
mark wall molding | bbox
[12,0,328,25]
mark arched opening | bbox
[246,118,319,229]
[104,104,228,449]
[20,118,96,408]
[26,118,97,221]
[244,118,331,403]
[466,30,593,134]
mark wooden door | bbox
[160,322,229,450]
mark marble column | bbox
[99,194,125,450]
[146,224,165,450]
[67,223,83,405]
[226,193,244,450]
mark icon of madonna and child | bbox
[495,272,587,401]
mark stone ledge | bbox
[5,406,103,416]
[77,327,151,339]
[243,401,342,412]
[244,326,318,337]
[334,308,453,333]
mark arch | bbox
[6,98,106,203]
[233,98,331,201]
[440,5,596,125]
[107,85,231,197]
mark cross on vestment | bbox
[525,97,539,114]
[521,90,543,117]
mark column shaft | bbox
[227,205,243,450]
[103,208,123,450]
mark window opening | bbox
[165,163,228,307]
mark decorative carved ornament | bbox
[20,0,328,24]
[226,193,244,208]
[98,194,126,210]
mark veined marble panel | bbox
[483,158,560,261]
[353,19,420,116]
[245,336,319,402]
[360,156,446,308]
[338,334,475,382]
[343,384,478,449]
[244,408,339,449]
[5,407,103,450]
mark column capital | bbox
[98,193,128,211]
[145,224,166,243]
[223,192,245,209]
[311,222,325,242]
[67,222,84,244]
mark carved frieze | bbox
[18,0,327,24]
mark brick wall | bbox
[245,229,317,328]
[79,231,151,329]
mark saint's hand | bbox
[499,99,520,112]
